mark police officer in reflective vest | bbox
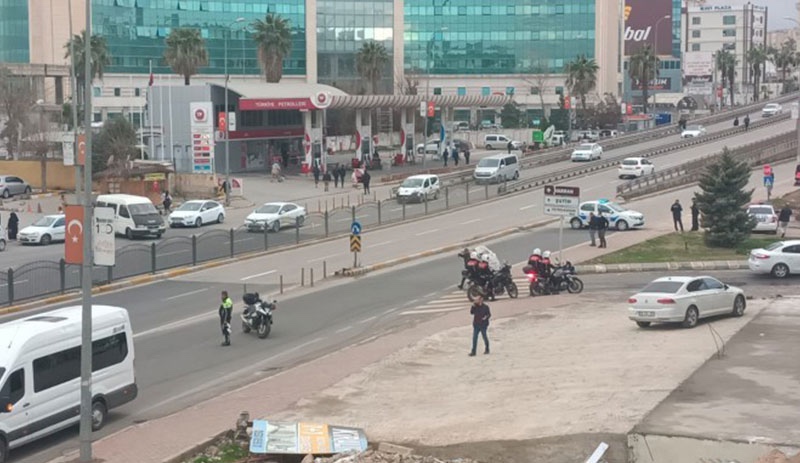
[219,290,233,346]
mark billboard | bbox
[624,0,673,56]
[683,52,714,79]
[631,77,672,91]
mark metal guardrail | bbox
[617,132,798,200]
[497,112,791,196]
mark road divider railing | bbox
[616,132,798,200]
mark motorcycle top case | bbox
[243,292,260,305]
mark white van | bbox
[0,306,137,461]
[483,134,524,150]
[473,153,520,184]
[96,194,166,239]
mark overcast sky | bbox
[702,0,797,30]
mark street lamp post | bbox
[652,15,670,110]
[224,17,245,206]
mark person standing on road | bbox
[312,163,321,188]
[362,169,371,195]
[7,211,19,240]
[219,290,233,346]
[442,142,449,167]
[733,116,739,127]
[338,165,347,189]
[322,169,332,192]
[464,146,471,164]
[469,294,491,356]
[691,198,700,231]
[451,144,459,166]
[588,212,598,246]
[671,199,684,232]
[597,213,609,248]
[779,205,793,238]
[333,164,341,188]
[507,140,513,154]
[744,115,750,131]
[162,191,172,216]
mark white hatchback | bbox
[627,276,746,329]
[749,240,800,278]
[168,200,226,228]
[18,215,66,245]
[570,143,603,162]
[617,157,655,179]
[746,204,778,234]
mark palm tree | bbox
[746,45,768,102]
[770,39,797,94]
[715,50,736,106]
[164,28,209,85]
[251,13,292,83]
[628,45,658,114]
[564,54,599,110]
[356,41,390,94]
[64,30,111,104]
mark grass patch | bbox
[191,444,248,463]
[586,232,781,264]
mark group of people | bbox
[732,115,751,131]
[587,212,609,248]
[457,246,502,295]
[441,142,471,167]
[524,248,555,281]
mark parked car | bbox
[570,199,645,231]
[570,143,603,162]
[748,240,800,278]
[599,129,619,138]
[0,175,32,199]
[681,125,707,138]
[168,200,226,228]
[627,276,746,329]
[617,157,655,179]
[746,204,778,234]
[18,214,66,245]
[245,202,307,232]
[396,174,440,203]
[453,121,470,131]
[484,134,524,150]
[762,103,783,117]
[576,130,600,142]
[416,138,472,155]
[480,120,500,130]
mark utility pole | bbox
[224,18,244,206]
[79,0,94,459]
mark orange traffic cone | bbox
[37,202,42,213]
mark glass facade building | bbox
[403,0,595,75]
[316,0,394,93]
[92,0,306,76]
[0,0,29,63]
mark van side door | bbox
[1,367,29,444]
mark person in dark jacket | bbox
[507,140,513,154]
[691,198,700,231]
[312,163,321,188]
[338,165,347,188]
[469,294,491,356]
[361,170,371,195]
[588,212,598,246]
[671,199,684,232]
[597,213,609,248]
[464,147,471,164]
[322,169,332,192]
[332,164,340,188]
[7,211,19,240]
[779,206,793,238]
[744,115,750,130]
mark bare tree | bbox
[0,66,34,159]
[395,71,420,95]
[521,66,552,124]
[21,113,52,192]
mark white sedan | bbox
[245,202,307,233]
[617,157,655,178]
[570,143,603,162]
[627,276,746,329]
[681,125,707,138]
[18,214,66,245]
[168,200,226,228]
[762,103,782,117]
[749,240,800,278]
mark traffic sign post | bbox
[350,221,362,267]
[543,185,581,261]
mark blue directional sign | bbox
[351,221,362,235]
[764,176,773,187]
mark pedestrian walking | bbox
[332,164,340,188]
[338,165,347,188]
[588,212,598,246]
[469,294,491,356]
[162,191,172,215]
[362,170,371,195]
[733,116,739,127]
[671,199,684,232]
[7,211,19,240]
[464,147,471,164]
[691,198,700,231]
[597,212,609,248]
[451,145,459,166]
[443,143,449,167]
[323,169,332,192]
[744,115,750,131]
[219,290,233,346]
[507,140,513,154]
[312,163,321,188]
[767,172,775,200]
[779,205,793,238]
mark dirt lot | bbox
[274,296,770,463]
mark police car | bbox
[569,199,645,231]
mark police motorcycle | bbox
[241,292,277,339]
[464,246,518,301]
[529,261,584,296]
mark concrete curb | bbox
[575,260,749,274]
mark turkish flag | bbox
[65,205,84,264]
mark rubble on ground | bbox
[755,449,800,463]
[312,449,482,463]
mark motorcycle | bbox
[241,292,277,339]
[526,262,584,296]
[467,263,518,301]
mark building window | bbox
[134,88,141,97]
[92,87,101,97]
[93,113,102,122]
[723,15,736,25]
[506,6,515,15]
[433,87,442,95]
[506,87,515,96]
[722,29,736,37]
[692,17,700,25]
[531,87,540,95]
[457,87,466,96]
[692,30,701,38]
[113,88,121,96]
[723,43,736,51]
[691,43,701,51]
[481,87,490,96]
[457,6,466,15]
[555,86,564,95]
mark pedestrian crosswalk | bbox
[400,277,532,315]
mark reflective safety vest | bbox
[222,297,233,310]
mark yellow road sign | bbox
[350,234,361,252]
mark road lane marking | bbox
[309,253,339,263]
[240,270,277,281]
[519,204,537,211]
[163,288,208,301]
[459,219,481,225]
[335,326,353,333]
[357,315,377,324]
[371,240,392,247]
[415,228,439,236]
[382,307,398,315]
[270,337,326,359]
[134,311,216,339]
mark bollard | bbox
[192,235,198,265]
[264,225,269,250]
[402,203,406,220]
[323,260,327,279]
[424,193,429,214]
[377,200,382,224]
[280,274,284,294]
[466,183,470,204]
[295,217,301,244]
[310,267,314,287]
[106,265,112,285]
[229,228,235,258]
[7,268,14,305]
[351,205,356,222]
[485,184,489,200]
[59,259,66,293]
[324,210,329,237]
[151,242,157,274]
[301,268,305,287]
[445,187,449,209]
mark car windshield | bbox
[256,204,281,214]
[177,202,203,211]
[748,206,773,215]
[765,242,785,251]
[32,216,57,227]
[579,144,594,149]
[401,178,424,188]
[622,159,639,166]
[686,125,701,131]
[765,104,778,109]
[130,203,158,215]
[641,281,684,293]
[478,158,500,167]
[603,202,626,212]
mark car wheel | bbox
[40,234,52,246]
[271,221,280,233]
[0,436,7,463]
[91,400,107,431]
[771,263,789,278]
[433,190,439,200]
[570,218,583,229]
[486,144,492,150]
[616,220,629,231]
[682,306,699,329]
[636,321,651,328]
[513,171,519,180]
[732,295,746,317]
[0,239,6,252]
[217,213,224,224]
[169,223,176,228]
[24,186,31,195]
[195,217,202,228]
[1,189,8,199]
[125,228,134,240]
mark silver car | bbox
[0,175,32,198]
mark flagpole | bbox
[149,60,155,160]
[159,74,165,161]
[168,74,174,163]
[139,103,145,159]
